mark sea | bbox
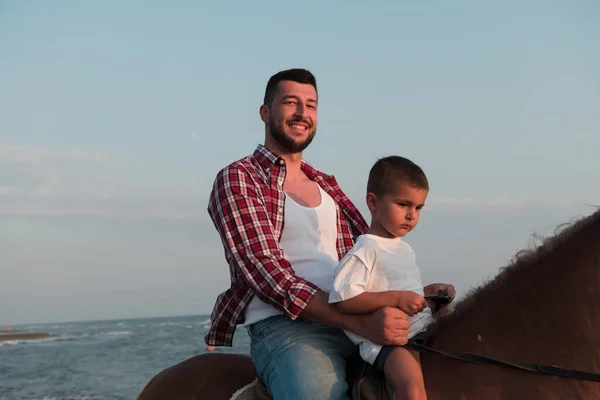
[0,315,250,400]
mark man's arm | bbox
[335,290,427,317]
[300,291,411,346]
[335,291,399,315]
[208,165,319,319]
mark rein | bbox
[403,341,600,383]
[415,292,600,383]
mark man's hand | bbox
[396,291,428,316]
[355,306,411,346]
[424,283,456,312]
[299,291,410,346]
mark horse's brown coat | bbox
[136,353,256,400]
[421,208,600,399]
[137,209,600,400]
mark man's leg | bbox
[249,316,357,400]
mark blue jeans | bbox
[248,316,358,400]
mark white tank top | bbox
[243,185,339,326]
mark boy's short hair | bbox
[367,155,429,196]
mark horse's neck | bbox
[428,213,600,363]
[422,212,600,399]
[429,211,600,368]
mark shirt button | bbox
[278,208,283,213]
[279,159,284,165]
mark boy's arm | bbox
[329,253,427,316]
[336,290,427,316]
[330,253,401,314]
[336,291,400,314]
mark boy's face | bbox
[367,184,428,238]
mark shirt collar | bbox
[253,144,281,171]
[252,144,334,181]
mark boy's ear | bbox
[366,192,378,213]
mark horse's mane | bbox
[425,207,600,339]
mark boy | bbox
[329,155,438,400]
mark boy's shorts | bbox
[372,332,425,373]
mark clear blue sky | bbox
[1,0,599,325]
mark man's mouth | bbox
[288,122,308,133]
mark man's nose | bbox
[295,103,308,118]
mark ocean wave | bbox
[0,395,104,400]
[0,336,60,347]
[57,330,135,340]
[99,331,134,337]
[158,321,181,326]
[0,331,135,348]
[38,396,104,400]
[63,330,135,339]
[200,318,211,328]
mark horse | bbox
[137,208,600,400]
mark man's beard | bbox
[269,117,316,154]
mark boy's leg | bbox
[379,346,427,400]
[249,316,357,400]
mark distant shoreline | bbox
[0,332,55,342]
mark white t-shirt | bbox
[329,234,433,365]
[244,185,339,326]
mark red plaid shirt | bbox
[205,145,369,346]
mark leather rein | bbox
[403,341,600,383]
[417,292,600,383]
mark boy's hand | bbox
[424,283,455,302]
[424,283,456,312]
[395,291,428,316]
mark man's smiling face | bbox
[263,80,318,154]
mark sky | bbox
[1,0,599,325]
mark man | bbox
[206,68,455,399]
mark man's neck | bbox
[264,142,304,183]
[280,153,304,183]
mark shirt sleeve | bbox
[329,253,372,303]
[207,165,319,320]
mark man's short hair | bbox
[367,155,429,196]
[263,68,318,106]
